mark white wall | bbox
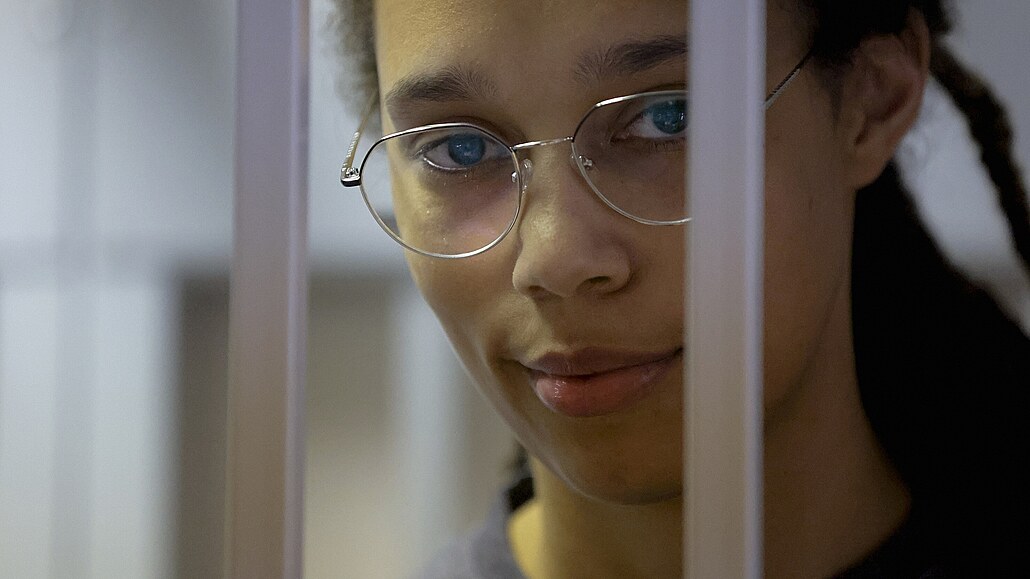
[0,0,235,576]
[950,1,1030,174]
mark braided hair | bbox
[799,0,1030,273]
[801,0,1030,572]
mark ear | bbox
[837,11,931,190]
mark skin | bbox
[371,0,930,576]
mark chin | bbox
[534,434,684,506]
[512,387,685,506]
[561,462,683,505]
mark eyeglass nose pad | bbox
[512,158,534,192]
[576,155,595,170]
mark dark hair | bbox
[797,1,1030,271]
[334,0,1030,571]
[803,1,1030,573]
[331,0,376,116]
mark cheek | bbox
[406,252,545,445]
[408,255,497,340]
[406,252,512,383]
[763,115,855,405]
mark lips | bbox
[522,348,682,418]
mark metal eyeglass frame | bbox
[340,51,812,259]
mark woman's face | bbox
[373,0,854,503]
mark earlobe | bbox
[841,11,932,190]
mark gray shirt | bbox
[415,474,532,579]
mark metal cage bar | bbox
[225,0,309,577]
[685,0,766,577]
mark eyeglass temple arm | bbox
[764,50,812,111]
[341,90,380,187]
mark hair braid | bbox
[930,45,1030,274]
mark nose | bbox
[510,147,633,300]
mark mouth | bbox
[521,347,683,418]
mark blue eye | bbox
[418,131,505,170]
[613,97,688,145]
[645,100,687,135]
[447,133,486,166]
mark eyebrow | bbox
[574,34,688,84]
[384,34,688,114]
[384,66,498,116]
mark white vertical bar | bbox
[685,0,765,577]
[226,0,309,577]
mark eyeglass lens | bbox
[574,92,687,224]
[361,126,522,256]
[359,91,688,257]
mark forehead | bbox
[372,0,689,104]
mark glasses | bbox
[341,53,810,259]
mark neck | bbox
[528,457,683,579]
[763,275,911,578]
[514,272,910,579]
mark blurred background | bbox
[0,1,1027,577]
